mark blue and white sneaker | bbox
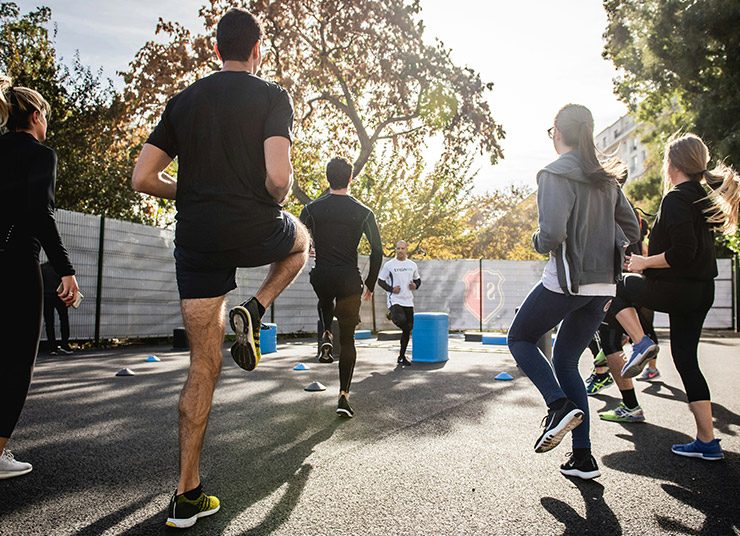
[671,438,724,461]
[621,336,659,379]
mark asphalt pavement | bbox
[1,332,738,535]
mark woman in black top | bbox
[610,133,739,461]
[0,76,79,479]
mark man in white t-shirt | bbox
[377,240,421,366]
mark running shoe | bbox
[165,488,220,529]
[399,357,412,367]
[593,349,607,368]
[599,403,645,423]
[336,395,354,418]
[0,449,32,480]
[621,336,659,379]
[671,438,724,461]
[318,330,334,364]
[637,367,661,381]
[534,400,584,453]
[229,297,262,371]
[586,372,614,396]
[57,346,73,355]
[560,452,601,480]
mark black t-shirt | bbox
[646,181,718,281]
[299,194,383,290]
[146,71,294,251]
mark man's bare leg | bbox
[605,351,634,391]
[177,296,225,495]
[615,307,646,344]
[254,214,310,309]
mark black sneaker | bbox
[318,330,334,363]
[165,488,220,529]
[534,400,584,453]
[48,348,59,356]
[336,395,354,418]
[397,355,404,364]
[57,346,73,355]
[400,357,412,366]
[560,452,601,480]
[228,297,262,371]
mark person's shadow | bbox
[541,479,622,535]
[602,422,739,534]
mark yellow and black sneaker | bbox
[229,297,263,371]
[165,486,220,529]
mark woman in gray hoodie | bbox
[507,103,640,480]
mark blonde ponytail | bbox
[704,163,739,234]
[0,75,12,128]
[0,74,51,130]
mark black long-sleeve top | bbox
[645,180,717,281]
[0,131,74,276]
[299,193,382,290]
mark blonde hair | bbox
[664,133,740,234]
[554,104,625,189]
[0,75,51,130]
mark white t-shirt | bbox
[542,256,616,297]
[379,258,420,307]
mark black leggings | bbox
[1,257,42,438]
[390,305,414,357]
[43,294,69,348]
[310,267,363,393]
[609,274,714,402]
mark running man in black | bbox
[132,9,309,529]
[299,157,382,418]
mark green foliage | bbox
[0,3,158,223]
[603,0,740,165]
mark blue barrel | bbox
[260,323,278,354]
[412,313,448,363]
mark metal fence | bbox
[43,209,737,343]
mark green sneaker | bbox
[599,403,645,423]
[593,349,607,367]
[586,372,614,396]
[166,489,220,529]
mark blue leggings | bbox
[508,283,610,449]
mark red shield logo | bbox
[463,269,505,323]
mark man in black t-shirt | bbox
[299,157,382,418]
[132,8,309,529]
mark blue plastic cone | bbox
[495,371,514,381]
[293,362,310,371]
[146,355,160,362]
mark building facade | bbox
[594,114,649,182]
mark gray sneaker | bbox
[0,449,33,479]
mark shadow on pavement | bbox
[602,422,740,535]
[0,346,522,535]
[541,479,622,535]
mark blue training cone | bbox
[495,371,514,381]
[146,355,160,362]
[293,362,310,371]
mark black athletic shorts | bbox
[174,212,297,299]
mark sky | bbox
[16,0,628,192]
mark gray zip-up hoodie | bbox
[533,151,640,295]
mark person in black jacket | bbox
[611,133,739,461]
[41,261,73,355]
[0,76,79,479]
[299,157,383,418]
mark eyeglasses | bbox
[547,126,555,139]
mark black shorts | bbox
[174,213,296,299]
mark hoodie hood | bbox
[539,150,592,185]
